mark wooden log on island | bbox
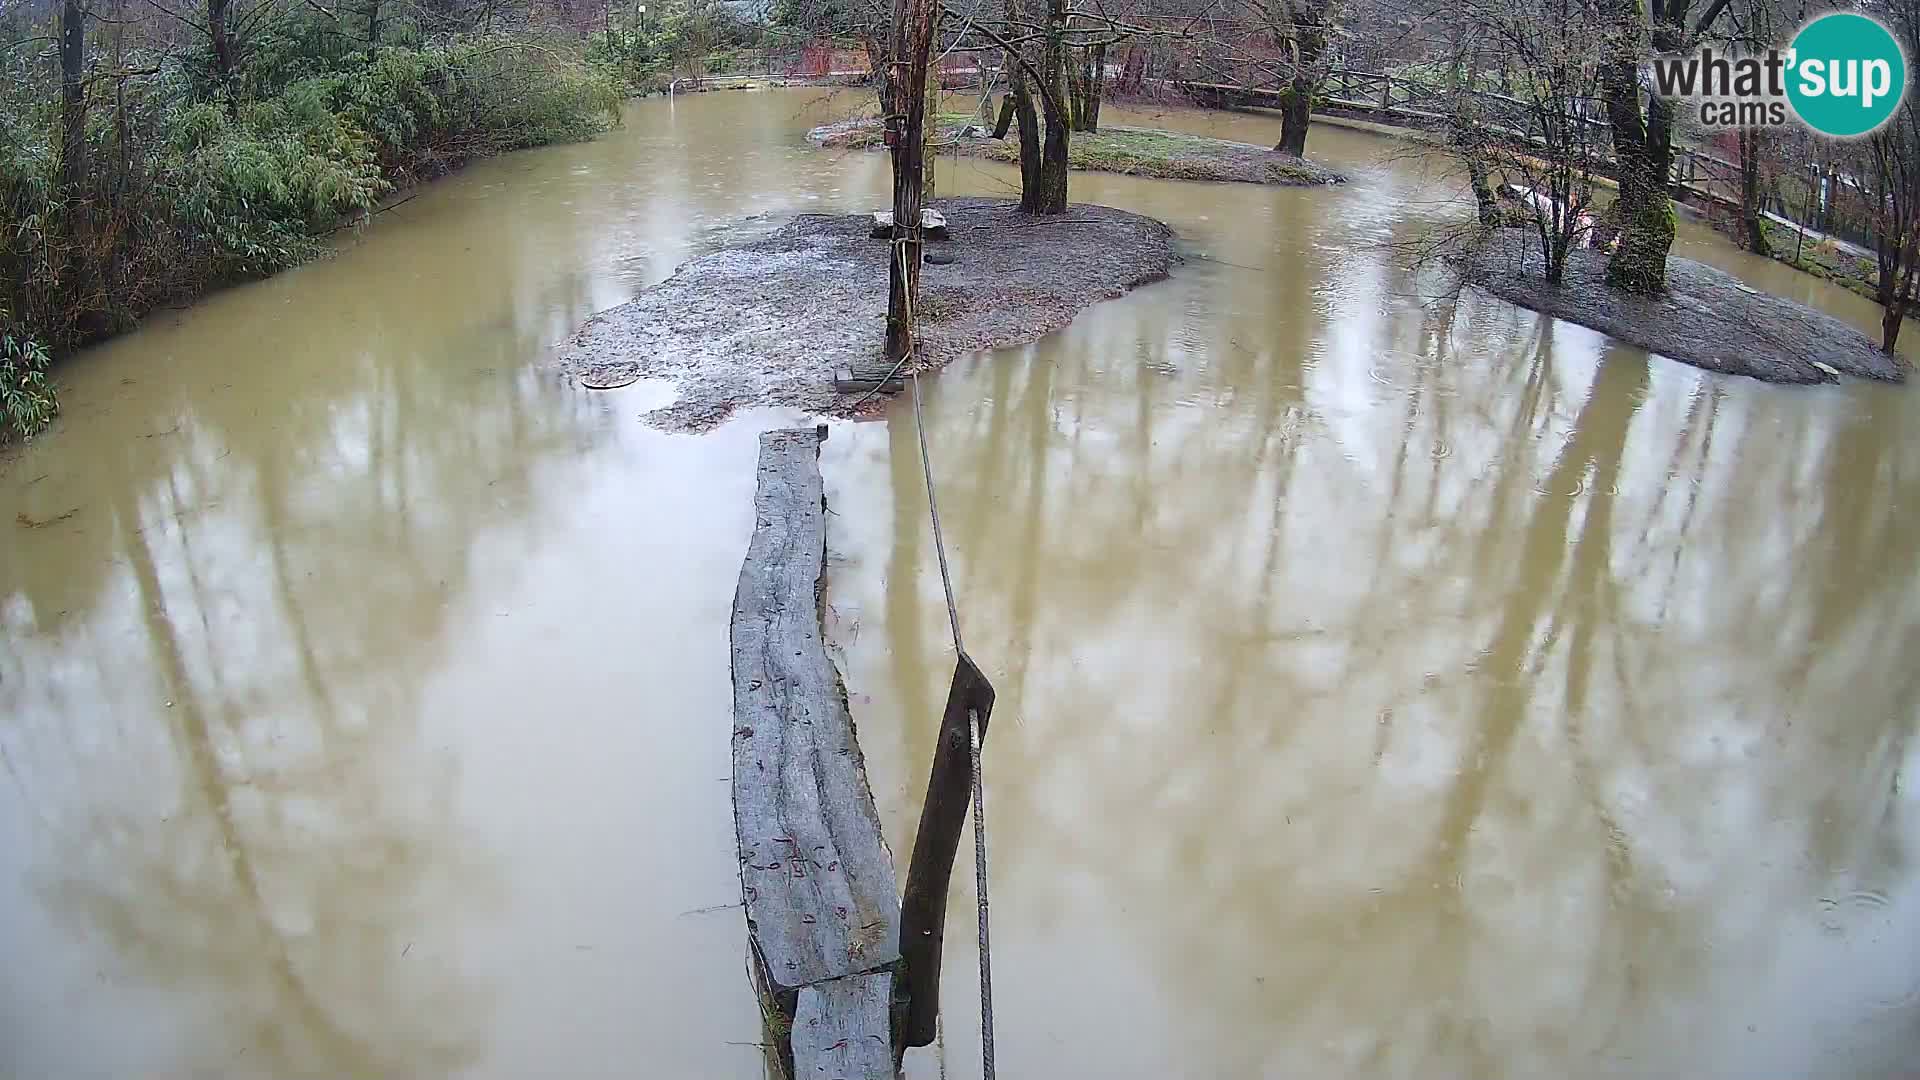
[730,425,900,1078]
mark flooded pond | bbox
[4,89,1917,1079]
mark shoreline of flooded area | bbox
[4,89,1918,1080]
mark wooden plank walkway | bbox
[730,425,900,1076]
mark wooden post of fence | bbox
[897,654,997,1048]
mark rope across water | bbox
[889,228,996,1079]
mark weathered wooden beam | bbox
[835,362,907,396]
[792,971,896,1080]
[897,653,997,1048]
[731,426,902,1002]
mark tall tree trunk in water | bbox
[1738,127,1769,256]
[884,0,935,360]
[60,0,90,327]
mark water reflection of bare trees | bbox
[840,254,1920,1076]
[0,300,607,1076]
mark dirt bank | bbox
[1465,229,1906,385]
[809,116,1346,186]
[556,197,1176,429]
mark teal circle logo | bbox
[1787,13,1907,137]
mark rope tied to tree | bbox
[884,216,997,1079]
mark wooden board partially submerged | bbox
[834,361,906,396]
[791,971,895,1080]
[730,426,902,1070]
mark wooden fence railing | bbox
[1177,69,1745,208]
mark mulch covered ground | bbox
[555,197,1176,429]
[1466,229,1906,385]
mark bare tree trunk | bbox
[1601,56,1675,293]
[1067,44,1104,131]
[1738,128,1770,257]
[1065,45,1086,129]
[60,0,91,329]
[60,0,86,200]
[1445,47,1498,227]
[1030,0,1069,212]
[1074,42,1103,131]
[924,69,940,198]
[884,0,935,361]
[1003,0,1044,210]
[1870,204,1914,354]
[1011,79,1043,209]
[1273,3,1327,157]
[1597,0,1725,295]
[209,0,236,105]
[1468,154,1499,226]
[1276,83,1310,155]
[1089,43,1104,129]
[1116,43,1144,95]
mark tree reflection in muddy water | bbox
[828,160,1920,1077]
[1,307,605,1074]
[2,89,1917,1080]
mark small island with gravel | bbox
[809,115,1346,186]
[557,197,1174,429]
[1465,229,1907,385]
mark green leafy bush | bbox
[309,42,620,179]
[0,27,621,441]
[1,317,55,440]
[159,97,388,277]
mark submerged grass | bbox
[816,113,1343,186]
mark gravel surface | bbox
[809,117,1346,186]
[556,198,1176,429]
[1467,229,1906,385]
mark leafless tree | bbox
[1434,0,1617,283]
[1864,0,1920,351]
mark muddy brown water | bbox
[3,90,1917,1079]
